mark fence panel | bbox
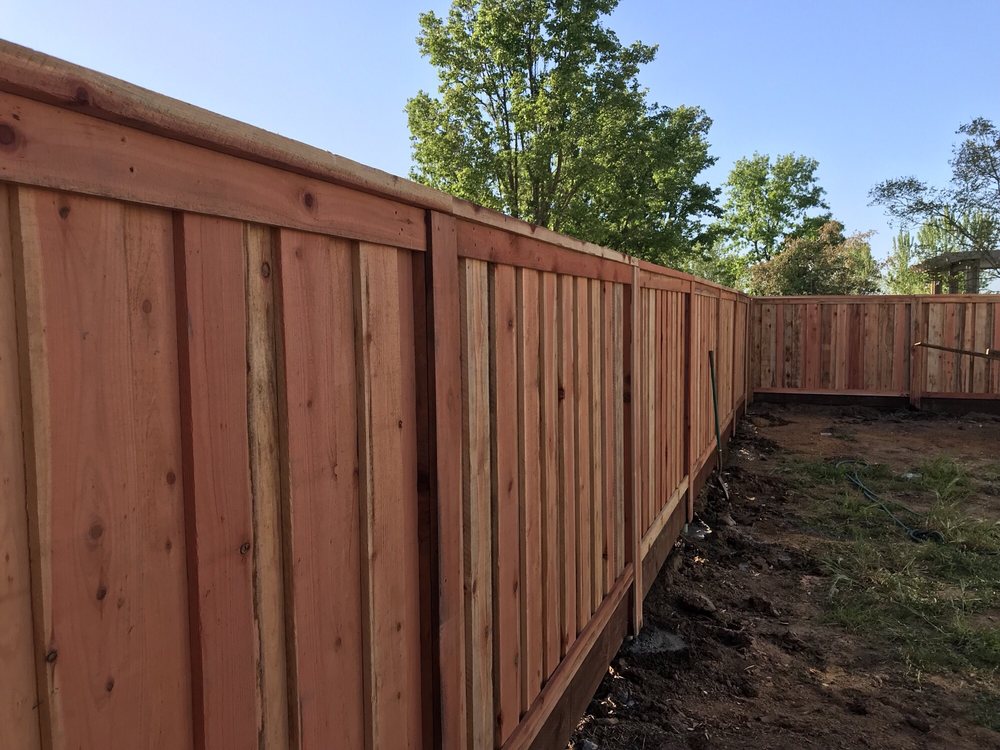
[751,295,1000,403]
[0,41,754,750]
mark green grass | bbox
[779,456,1000,684]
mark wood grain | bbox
[459,258,494,750]
[277,229,365,749]
[0,183,42,750]
[353,243,423,749]
[490,263,521,743]
[14,188,193,748]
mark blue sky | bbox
[6,0,1000,261]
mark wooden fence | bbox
[0,42,751,750]
[751,295,1000,404]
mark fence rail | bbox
[0,41,750,750]
[751,295,1000,404]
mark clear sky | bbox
[5,0,1000,262]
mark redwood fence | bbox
[751,295,1000,405]
[0,42,750,750]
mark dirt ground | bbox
[571,404,1000,750]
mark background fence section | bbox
[0,42,751,750]
[751,295,1000,404]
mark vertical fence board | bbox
[427,213,466,750]
[490,263,520,743]
[574,277,592,629]
[557,275,578,652]
[589,279,604,608]
[459,258,493,750]
[277,230,365,750]
[0,184,41,750]
[540,272,560,679]
[14,189,194,748]
[353,243,423,749]
[244,225,289,750]
[517,269,543,708]
[612,284,625,579]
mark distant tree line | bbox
[406,0,998,295]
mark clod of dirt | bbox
[905,714,932,733]
[846,696,869,716]
[746,595,780,618]
[675,591,717,616]
[629,627,688,655]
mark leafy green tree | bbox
[881,230,930,294]
[717,153,828,262]
[749,221,879,296]
[406,0,719,262]
[870,118,1000,286]
[681,241,749,290]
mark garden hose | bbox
[835,459,945,544]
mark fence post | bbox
[424,210,467,750]
[909,296,924,409]
[684,282,696,522]
[627,263,642,633]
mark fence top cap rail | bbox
[0,38,754,293]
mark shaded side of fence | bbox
[750,295,1000,404]
[0,42,750,750]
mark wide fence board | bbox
[0,44,756,750]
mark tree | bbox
[406,0,719,261]
[749,221,880,296]
[870,117,1000,286]
[881,230,930,294]
[717,153,828,262]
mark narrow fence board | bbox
[539,272,561,680]
[517,269,544,708]
[556,274,578,653]
[625,269,641,632]
[277,229,365,749]
[589,278,604,609]
[602,281,614,596]
[574,277,593,630]
[458,258,494,750]
[244,224,289,750]
[175,212,260,750]
[0,183,41,750]
[612,284,626,580]
[490,263,521,743]
[353,242,423,749]
[13,189,194,748]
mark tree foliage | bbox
[881,230,930,294]
[717,153,828,263]
[870,117,1000,284]
[406,0,718,262]
[749,221,880,296]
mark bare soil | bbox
[571,404,1000,750]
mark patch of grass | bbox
[780,455,1000,686]
[973,691,1000,733]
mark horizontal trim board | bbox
[922,391,1000,400]
[456,219,632,283]
[640,478,688,559]
[0,91,428,250]
[638,271,689,292]
[754,387,909,397]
